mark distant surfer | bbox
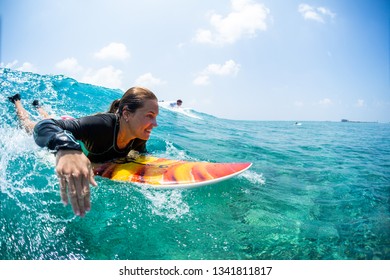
[8,87,159,217]
[170,99,183,108]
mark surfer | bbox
[170,99,183,108]
[9,87,159,217]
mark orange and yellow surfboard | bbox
[94,156,252,188]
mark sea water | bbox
[1,68,389,260]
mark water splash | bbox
[140,188,190,220]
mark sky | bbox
[1,0,389,121]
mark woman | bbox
[12,87,159,217]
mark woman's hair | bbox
[107,99,120,113]
[108,87,157,115]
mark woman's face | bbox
[124,99,159,140]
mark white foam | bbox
[140,188,190,220]
[0,126,54,202]
[159,101,202,119]
[162,141,193,160]
[239,170,266,185]
[0,127,38,155]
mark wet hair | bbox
[107,99,120,113]
[108,87,157,115]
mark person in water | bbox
[8,87,159,217]
[169,99,183,108]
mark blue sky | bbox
[1,0,389,121]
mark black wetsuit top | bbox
[33,113,147,163]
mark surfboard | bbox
[94,156,252,189]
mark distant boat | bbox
[294,122,302,126]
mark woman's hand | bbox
[55,150,97,217]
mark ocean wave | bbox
[158,100,203,120]
[1,68,390,260]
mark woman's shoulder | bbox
[79,113,117,127]
[94,112,116,120]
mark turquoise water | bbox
[1,68,389,260]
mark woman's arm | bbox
[33,119,82,152]
[33,119,96,217]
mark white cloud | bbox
[94,42,130,60]
[193,59,240,86]
[81,66,123,89]
[134,73,166,87]
[319,98,332,106]
[194,0,270,45]
[193,75,210,86]
[55,56,124,89]
[298,4,336,23]
[294,101,304,107]
[17,62,37,72]
[1,60,19,68]
[317,7,336,18]
[355,99,365,108]
[1,60,37,72]
[55,57,83,73]
[194,29,214,44]
[206,60,241,76]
